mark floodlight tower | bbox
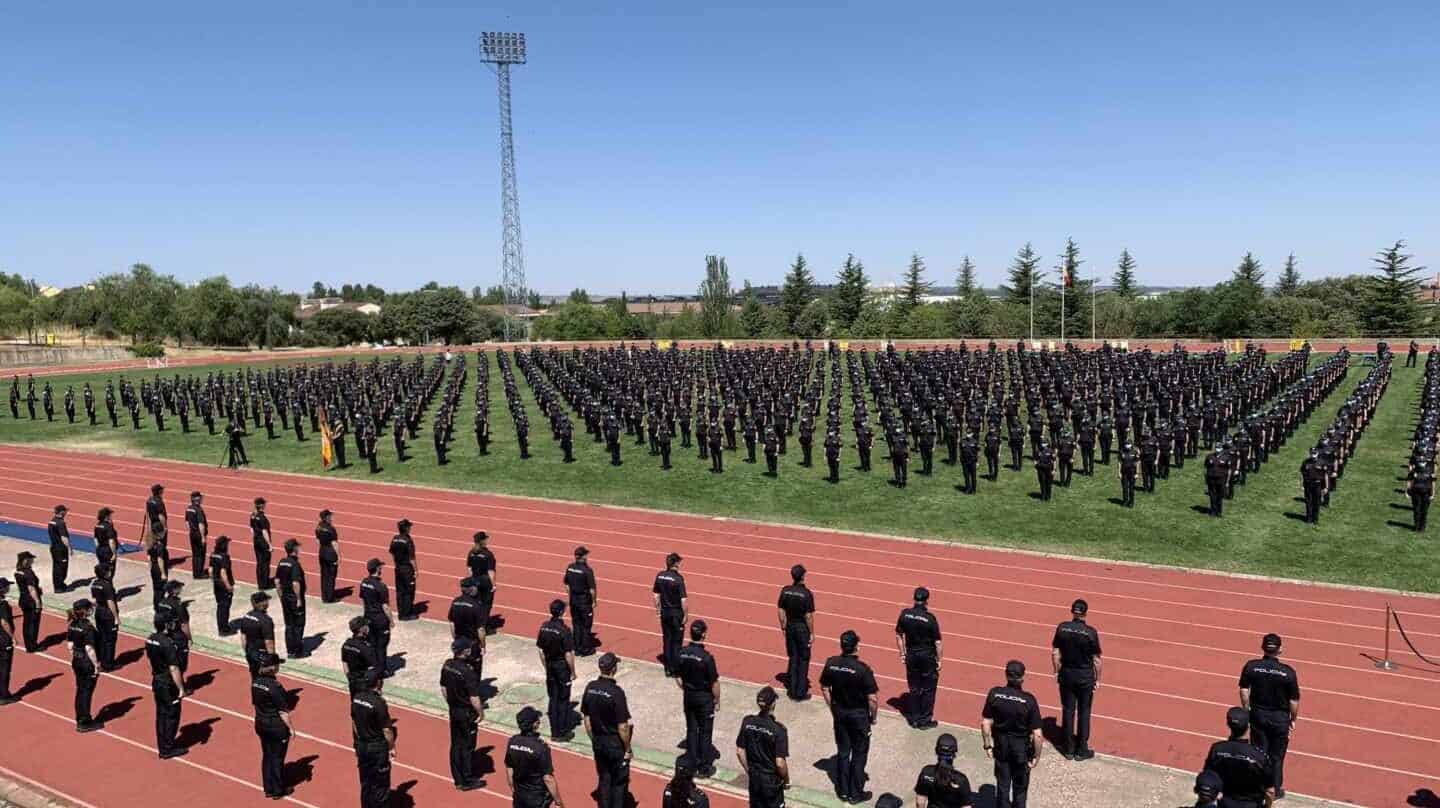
[480,31,528,341]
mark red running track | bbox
[1,444,1438,805]
[4,610,746,808]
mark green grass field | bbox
[3,351,1436,593]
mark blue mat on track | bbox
[0,520,143,555]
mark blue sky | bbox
[2,2,1437,295]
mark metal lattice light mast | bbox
[480,32,527,341]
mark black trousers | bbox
[784,624,811,698]
[961,462,977,493]
[255,544,273,589]
[1303,483,1323,523]
[1207,478,1226,516]
[1058,668,1095,750]
[1414,493,1432,532]
[1141,464,1155,492]
[905,651,938,723]
[215,591,233,635]
[1080,446,1094,475]
[320,557,338,602]
[368,618,391,674]
[256,720,291,797]
[0,644,12,697]
[827,456,840,481]
[993,734,1032,808]
[1250,708,1292,793]
[50,546,68,591]
[745,437,756,462]
[683,691,716,769]
[395,566,416,618]
[831,708,871,798]
[1100,438,1112,464]
[190,534,207,577]
[985,451,999,479]
[748,773,785,808]
[356,740,392,808]
[96,620,118,670]
[1121,475,1136,507]
[766,452,778,475]
[73,657,98,725]
[1058,460,1073,485]
[660,609,684,674]
[570,599,594,653]
[153,676,182,754]
[592,735,631,808]
[546,663,572,736]
[282,600,306,657]
[449,713,479,786]
[1036,470,1052,500]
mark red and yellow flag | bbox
[319,406,335,469]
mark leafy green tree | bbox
[793,298,829,339]
[831,254,869,331]
[955,256,977,298]
[738,281,767,338]
[1233,252,1265,286]
[607,291,629,320]
[1274,253,1301,296]
[1362,240,1426,336]
[1112,249,1138,298]
[896,253,932,320]
[567,288,591,305]
[780,253,816,334]
[848,298,891,338]
[698,255,735,338]
[305,307,376,346]
[1002,243,1041,305]
[897,303,948,338]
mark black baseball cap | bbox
[259,652,282,667]
[397,518,412,530]
[690,619,708,639]
[790,564,806,581]
[0,577,10,592]
[452,637,475,654]
[284,539,300,552]
[190,491,202,499]
[254,497,265,506]
[54,504,67,514]
[1195,770,1222,797]
[1005,659,1026,679]
[1226,706,1250,730]
[73,598,93,610]
[1071,599,1088,616]
[367,558,384,573]
[151,484,165,494]
[474,531,489,542]
[461,577,478,591]
[251,591,270,605]
[349,616,368,633]
[598,652,619,673]
[549,599,566,617]
[914,587,930,602]
[166,580,184,592]
[516,706,543,729]
[1262,633,1282,651]
[319,509,332,518]
[17,551,35,561]
[756,686,778,707]
[840,630,860,652]
[574,545,588,558]
[935,733,958,757]
[666,552,682,566]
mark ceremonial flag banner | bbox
[318,407,335,469]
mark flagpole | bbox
[1092,270,1097,343]
[1061,269,1066,345]
[1029,278,1034,344]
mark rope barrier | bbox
[1366,604,1440,674]
[1391,605,1440,671]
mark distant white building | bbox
[295,298,382,320]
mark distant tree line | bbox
[0,240,1428,348]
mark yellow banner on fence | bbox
[656,340,672,350]
[720,341,734,348]
[838,341,850,351]
[1289,339,1305,350]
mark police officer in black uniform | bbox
[1118,442,1138,508]
[653,553,688,676]
[316,509,341,602]
[676,619,721,777]
[777,564,815,701]
[980,660,1043,808]
[250,498,273,590]
[239,591,277,679]
[157,580,192,688]
[0,578,14,705]
[467,531,498,630]
[1408,463,1434,532]
[895,587,942,729]
[1204,707,1274,807]
[1051,599,1102,760]
[342,615,378,696]
[389,519,418,620]
[959,432,980,493]
[537,599,577,740]
[449,576,486,667]
[211,535,236,635]
[1204,447,1228,517]
[565,546,597,655]
[15,552,41,653]
[146,613,187,758]
[1034,443,1055,501]
[361,558,393,675]
[736,686,790,808]
[914,733,973,808]
[506,706,566,808]
[48,505,70,592]
[90,563,119,671]
[582,653,633,808]
[68,599,102,732]
[184,491,208,579]
[251,652,293,799]
[1300,450,1326,525]
[1190,770,1222,808]
[275,539,308,658]
[352,668,397,808]
[441,637,486,790]
[820,630,879,804]
[1240,633,1299,798]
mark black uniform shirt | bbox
[735,713,789,779]
[915,765,973,808]
[0,601,12,650]
[68,620,97,658]
[276,557,307,599]
[250,513,270,545]
[342,636,379,680]
[157,595,190,631]
[90,579,118,625]
[467,547,496,582]
[389,534,415,567]
[1052,619,1102,670]
[145,631,180,678]
[580,677,631,737]
[653,570,687,610]
[440,658,482,720]
[211,551,234,590]
[981,685,1041,738]
[536,618,573,662]
[251,676,288,724]
[147,496,167,528]
[1203,739,1271,799]
[819,653,879,711]
[316,524,339,562]
[777,584,815,622]
[676,642,719,693]
[239,609,275,653]
[896,606,942,654]
[1239,657,1300,711]
[360,576,389,616]
[505,734,554,798]
[663,784,710,808]
[16,569,40,610]
[185,504,206,537]
[48,517,69,549]
[564,561,596,602]
[351,690,391,746]
[448,595,484,640]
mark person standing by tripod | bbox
[225,419,249,468]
